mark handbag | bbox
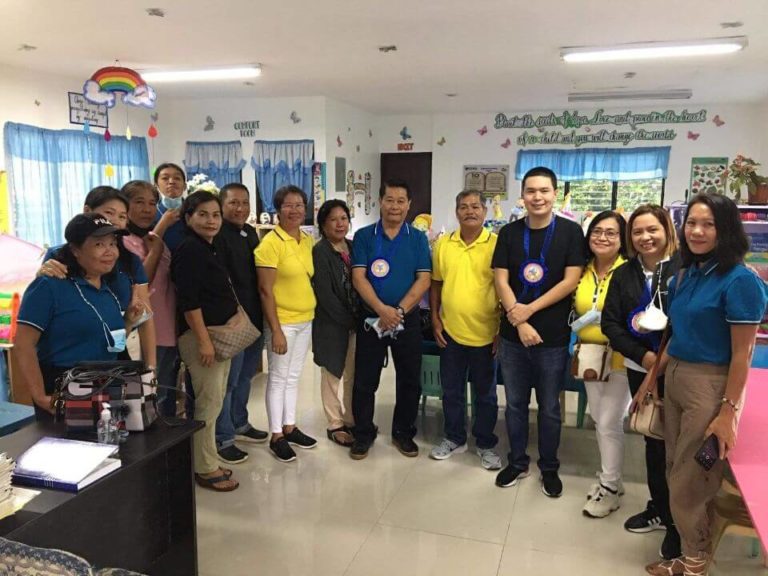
[207,304,261,361]
[54,361,157,433]
[571,342,612,381]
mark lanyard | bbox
[73,280,124,346]
[369,221,405,292]
[519,216,556,300]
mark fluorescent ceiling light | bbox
[562,37,747,63]
[568,89,692,102]
[141,66,261,83]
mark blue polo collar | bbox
[374,221,410,237]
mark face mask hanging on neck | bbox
[161,195,183,210]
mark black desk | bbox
[0,418,203,575]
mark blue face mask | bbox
[107,328,127,353]
[161,195,183,210]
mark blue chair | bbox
[751,344,768,368]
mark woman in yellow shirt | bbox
[572,210,628,518]
[256,186,317,463]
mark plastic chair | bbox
[420,354,442,413]
[562,358,588,429]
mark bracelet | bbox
[721,396,739,411]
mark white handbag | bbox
[571,342,612,382]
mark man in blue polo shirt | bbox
[350,180,431,460]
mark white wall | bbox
[324,98,380,229]
[379,104,768,230]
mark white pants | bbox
[265,322,312,434]
[584,371,631,490]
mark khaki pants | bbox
[665,357,731,556]
[320,332,356,430]
[178,330,232,475]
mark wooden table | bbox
[729,368,768,548]
[0,418,203,575]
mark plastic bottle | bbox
[97,403,116,444]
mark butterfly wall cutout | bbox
[477,125,488,136]
[204,116,215,131]
[687,131,700,141]
[501,138,511,148]
[712,115,725,127]
[337,135,343,147]
[437,137,446,146]
[399,126,412,140]
[150,112,159,123]
[290,111,301,124]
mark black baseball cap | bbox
[64,213,128,245]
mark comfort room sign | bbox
[493,108,707,147]
[234,120,260,137]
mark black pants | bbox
[628,368,673,526]
[352,310,422,444]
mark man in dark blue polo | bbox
[350,180,431,460]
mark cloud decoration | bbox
[83,66,157,109]
[123,84,157,108]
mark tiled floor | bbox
[195,359,767,576]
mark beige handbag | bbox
[571,342,612,382]
[629,331,669,441]
[207,305,261,361]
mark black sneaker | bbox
[350,439,371,460]
[660,525,681,560]
[283,427,317,449]
[392,436,419,457]
[495,465,530,488]
[624,501,666,533]
[270,437,297,462]
[235,427,269,444]
[541,471,563,498]
[217,445,249,464]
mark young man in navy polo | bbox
[492,166,585,497]
[350,180,431,460]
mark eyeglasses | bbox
[590,228,620,239]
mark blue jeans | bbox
[440,333,498,449]
[498,340,568,472]
[216,335,265,448]
[156,346,179,417]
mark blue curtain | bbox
[184,140,245,189]
[515,146,671,181]
[4,122,149,247]
[251,140,314,212]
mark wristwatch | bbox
[396,305,405,316]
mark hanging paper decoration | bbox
[105,164,115,178]
[83,66,156,109]
[104,129,112,142]
[150,112,159,123]
[148,124,158,138]
[125,126,132,141]
[83,121,90,134]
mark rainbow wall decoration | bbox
[83,66,156,109]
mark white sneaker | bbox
[429,439,467,460]
[586,476,625,500]
[583,484,621,518]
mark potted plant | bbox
[727,155,768,205]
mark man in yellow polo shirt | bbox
[429,190,501,470]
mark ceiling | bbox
[3,0,767,114]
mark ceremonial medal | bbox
[371,258,390,278]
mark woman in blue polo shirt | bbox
[643,194,767,576]
[15,213,144,420]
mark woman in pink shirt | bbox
[121,180,179,416]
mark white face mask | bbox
[637,304,668,332]
[570,308,601,333]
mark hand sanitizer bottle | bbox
[97,403,116,444]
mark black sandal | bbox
[195,472,239,492]
[327,427,354,447]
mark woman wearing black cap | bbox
[15,213,146,420]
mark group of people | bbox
[13,163,766,576]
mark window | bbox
[564,178,664,213]
[184,141,245,188]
